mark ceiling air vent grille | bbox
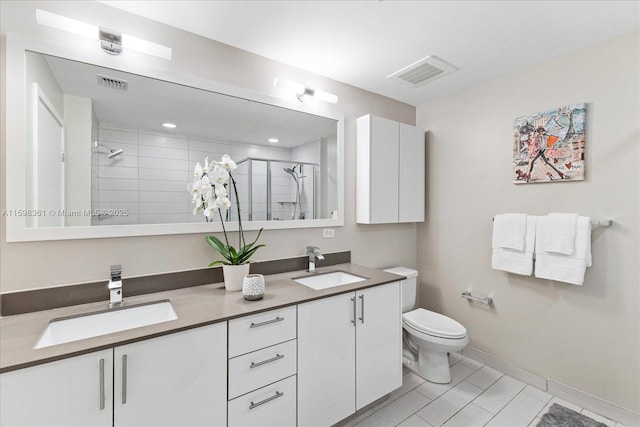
[97,74,128,90]
[387,56,457,88]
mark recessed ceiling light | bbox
[162,122,177,129]
[268,138,279,143]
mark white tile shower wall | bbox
[138,131,190,225]
[96,125,139,225]
[95,124,299,225]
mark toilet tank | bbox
[383,267,418,313]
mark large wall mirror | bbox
[5,35,344,241]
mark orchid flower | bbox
[189,154,265,266]
[221,154,237,171]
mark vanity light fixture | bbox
[162,122,177,129]
[268,138,279,143]
[35,9,172,60]
[273,78,338,104]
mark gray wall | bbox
[0,1,417,291]
[416,32,639,412]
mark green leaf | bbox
[205,235,232,262]
[237,244,266,264]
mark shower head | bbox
[94,141,124,158]
[283,167,295,175]
[107,149,124,158]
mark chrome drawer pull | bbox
[249,391,284,410]
[250,316,284,328]
[99,359,105,411]
[359,294,365,324]
[250,353,284,369]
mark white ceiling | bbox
[101,1,639,107]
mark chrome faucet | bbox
[108,264,123,307]
[306,246,325,272]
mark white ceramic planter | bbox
[222,264,250,292]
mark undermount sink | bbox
[35,300,178,349]
[292,271,367,290]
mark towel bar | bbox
[462,292,493,305]
[491,217,612,227]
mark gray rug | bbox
[537,403,608,427]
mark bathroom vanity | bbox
[0,263,403,427]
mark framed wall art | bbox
[513,103,585,184]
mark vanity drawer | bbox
[228,339,297,399]
[228,375,296,427]
[228,306,296,357]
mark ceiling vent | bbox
[387,56,457,88]
[97,74,128,90]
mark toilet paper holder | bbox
[461,291,493,305]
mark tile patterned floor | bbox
[342,354,627,427]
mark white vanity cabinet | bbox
[298,282,402,426]
[0,323,227,427]
[227,306,297,427]
[0,349,114,426]
[114,323,227,427]
[356,114,425,224]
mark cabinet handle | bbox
[250,316,284,328]
[249,391,284,410]
[121,354,128,405]
[250,353,284,369]
[99,359,105,411]
[351,296,356,325]
[359,294,365,324]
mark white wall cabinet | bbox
[1,323,227,427]
[298,282,402,426]
[0,349,113,426]
[356,114,425,223]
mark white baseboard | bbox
[462,347,547,391]
[462,347,640,427]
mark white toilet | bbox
[384,267,468,384]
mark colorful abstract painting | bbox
[513,103,585,184]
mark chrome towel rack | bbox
[491,216,612,227]
[462,292,493,305]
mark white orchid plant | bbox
[189,154,264,266]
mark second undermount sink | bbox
[293,271,367,290]
[35,300,178,349]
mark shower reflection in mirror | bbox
[231,159,320,222]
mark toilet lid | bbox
[403,309,467,339]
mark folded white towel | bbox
[535,216,592,285]
[492,213,528,251]
[492,215,537,275]
[543,213,578,255]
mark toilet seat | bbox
[403,308,467,339]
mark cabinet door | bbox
[114,323,227,427]
[398,123,425,222]
[356,282,402,410]
[370,115,400,223]
[357,114,400,224]
[298,293,356,427]
[0,349,113,427]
